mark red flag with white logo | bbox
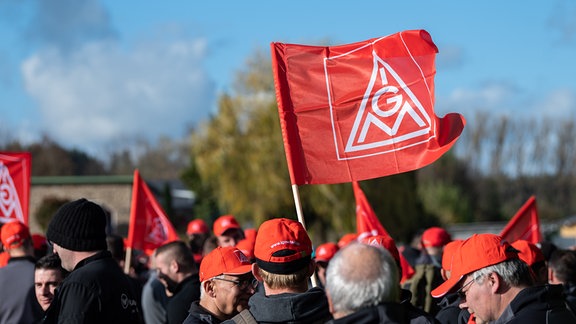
[126,169,180,255]
[0,152,31,225]
[271,30,465,185]
[500,196,542,244]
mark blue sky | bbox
[1,0,574,157]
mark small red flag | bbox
[271,30,465,185]
[353,181,390,239]
[353,181,414,282]
[126,169,180,255]
[500,196,542,244]
[0,152,31,225]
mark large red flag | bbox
[271,29,465,185]
[500,196,542,244]
[126,169,180,255]
[353,181,414,282]
[0,152,31,225]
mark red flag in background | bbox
[126,169,180,255]
[353,181,414,282]
[500,196,542,244]
[353,181,390,239]
[271,30,465,185]
[0,152,31,225]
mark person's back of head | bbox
[106,234,126,264]
[325,243,399,319]
[1,220,34,257]
[253,218,313,293]
[548,249,576,285]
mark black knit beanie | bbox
[46,198,107,252]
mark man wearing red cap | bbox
[228,218,331,323]
[213,215,245,247]
[187,219,211,264]
[314,242,339,287]
[431,233,576,323]
[0,220,43,323]
[183,246,256,323]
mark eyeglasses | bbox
[213,277,258,290]
[456,277,476,299]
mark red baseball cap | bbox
[213,215,241,237]
[337,233,359,248]
[315,242,339,263]
[1,221,31,248]
[199,246,252,282]
[236,230,257,260]
[441,239,463,272]
[187,219,209,235]
[360,235,401,265]
[254,218,312,274]
[431,234,519,298]
[32,234,48,250]
[511,239,544,266]
[421,227,452,248]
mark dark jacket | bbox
[493,284,576,324]
[435,293,462,324]
[42,250,143,324]
[182,300,222,324]
[564,282,576,315]
[166,273,201,324]
[243,287,331,323]
[327,303,409,324]
[399,289,440,324]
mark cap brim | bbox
[430,274,464,298]
[223,264,252,276]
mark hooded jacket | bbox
[245,287,331,323]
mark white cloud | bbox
[21,37,216,154]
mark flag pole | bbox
[291,184,307,229]
[124,246,133,274]
[291,184,318,287]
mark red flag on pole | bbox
[500,195,542,244]
[0,152,31,225]
[126,169,180,256]
[353,181,414,282]
[353,181,390,239]
[271,29,465,185]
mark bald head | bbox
[325,243,399,318]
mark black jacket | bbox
[493,284,576,324]
[166,273,201,324]
[327,303,409,324]
[182,300,222,324]
[42,251,143,324]
[435,293,464,324]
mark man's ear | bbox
[204,280,217,297]
[308,259,317,277]
[252,263,263,282]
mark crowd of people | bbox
[2,198,576,323]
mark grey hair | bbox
[199,274,226,299]
[325,243,399,316]
[472,258,533,287]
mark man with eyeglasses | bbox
[431,233,576,324]
[154,240,201,324]
[183,246,255,323]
